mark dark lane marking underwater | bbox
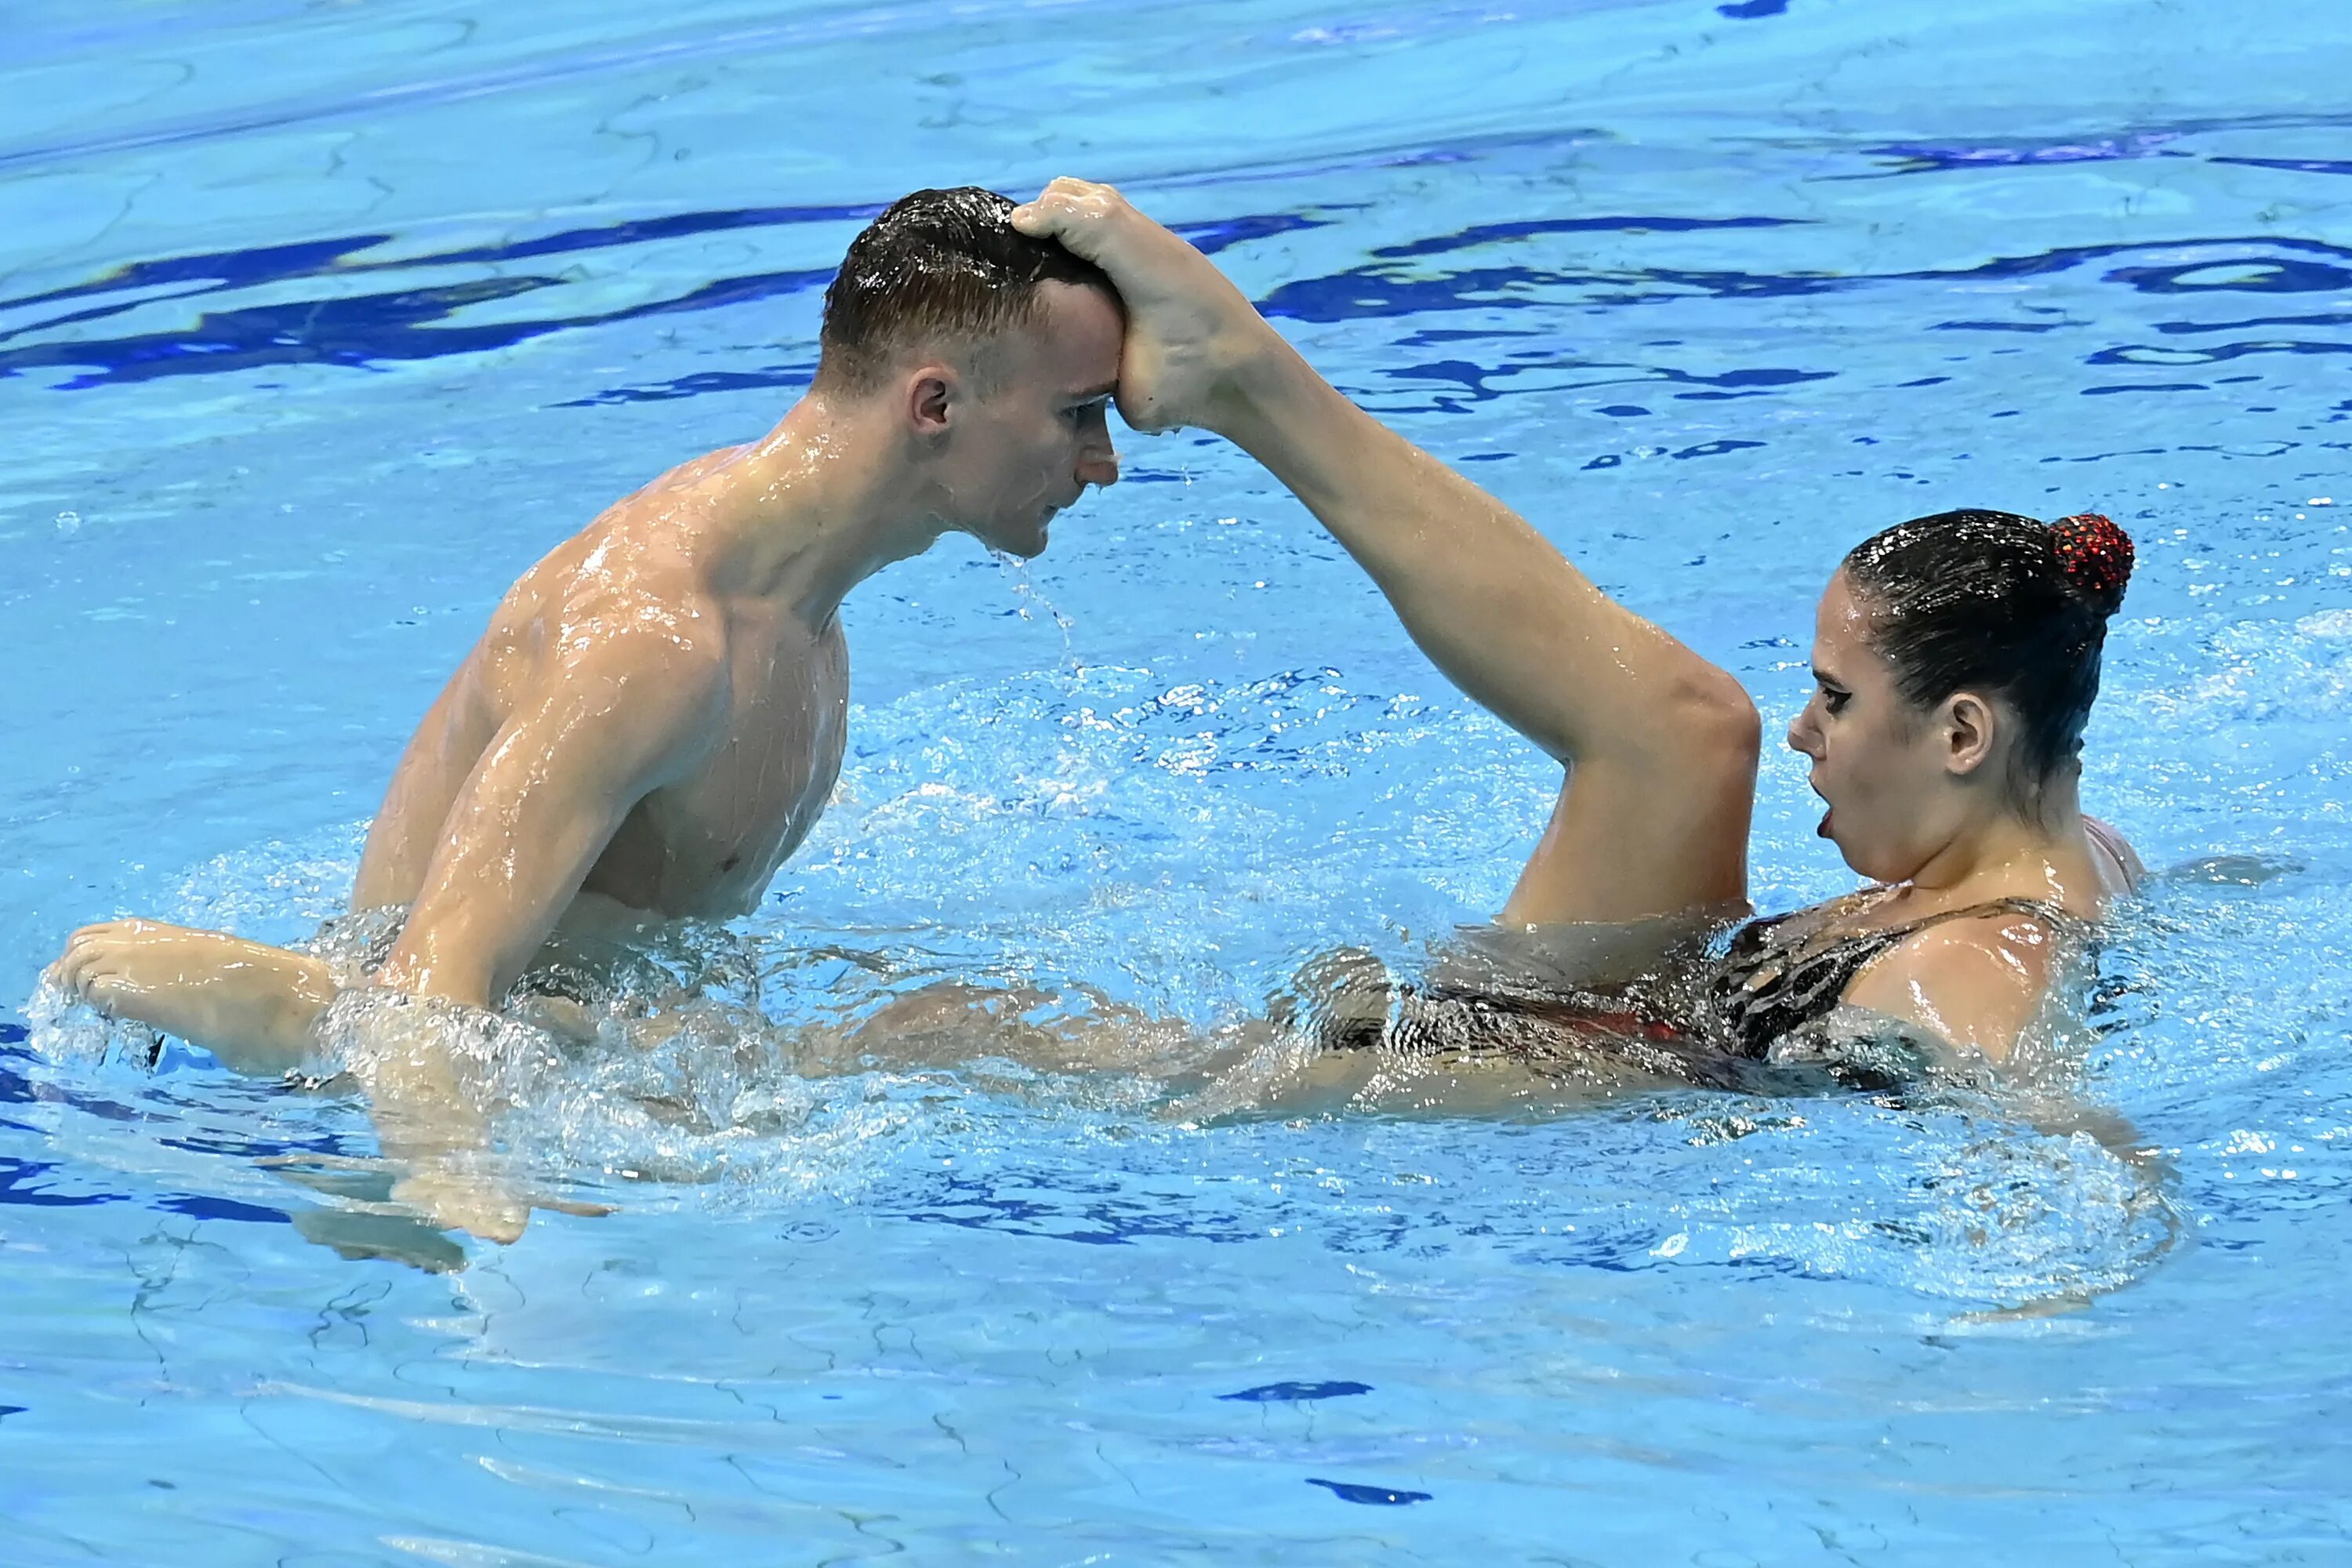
[1254,236,2352,323]
[2209,155,2352,177]
[551,365,819,408]
[1369,214,1804,261]
[2,204,883,315]
[1582,440,1768,470]
[2,1023,324,1224]
[900,1170,1259,1247]
[156,1194,291,1225]
[2,1041,143,1125]
[891,1152,1823,1272]
[2093,341,2352,365]
[5,204,2348,424]
[1220,1381,1374,1402]
[1307,1479,1433,1505]
[0,209,1322,392]
[0,1027,30,1134]
[159,1127,356,1160]
[0,1155,121,1208]
[1854,133,2186,175]
[1,1142,297,1223]
[1378,355,1832,408]
[1842,115,2352,180]
[0,267,837,390]
[2105,256,2352,293]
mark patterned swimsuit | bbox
[1308,891,2088,1085]
[1700,893,2085,1059]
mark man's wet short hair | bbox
[815,187,1116,394]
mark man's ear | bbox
[1944,690,1998,777]
[906,364,958,438]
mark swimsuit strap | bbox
[1854,894,2084,949]
[1711,894,2085,1058]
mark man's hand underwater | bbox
[1011,177,1291,437]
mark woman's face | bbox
[1785,571,1972,884]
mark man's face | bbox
[932,281,1123,557]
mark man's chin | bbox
[1005,515,1056,560]
[965,523,1049,561]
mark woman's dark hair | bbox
[1840,508,2135,804]
[815,187,1115,393]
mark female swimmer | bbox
[1014,180,2142,1080]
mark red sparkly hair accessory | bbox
[2050,512,2134,614]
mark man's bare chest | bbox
[590,626,850,915]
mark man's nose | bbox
[1078,445,1121,489]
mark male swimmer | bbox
[49,188,1123,1238]
[1007,179,2141,1091]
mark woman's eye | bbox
[1821,688,1850,714]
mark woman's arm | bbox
[1015,178,1760,925]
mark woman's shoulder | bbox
[2084,815,2147,895]
[1843,904,2071,1062]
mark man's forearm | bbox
[374,917,502,1012]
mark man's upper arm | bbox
[1842,914,2060,1064]
[381,625,725,1004]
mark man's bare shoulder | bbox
[492,478,738,644]
[451,554,720,765]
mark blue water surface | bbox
[4,0,2352,1562]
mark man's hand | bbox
[1011,177,1290,436]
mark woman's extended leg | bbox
[1015,180,1761,926]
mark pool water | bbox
[5,0,2352,1561]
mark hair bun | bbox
[2051,513,2134,615]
